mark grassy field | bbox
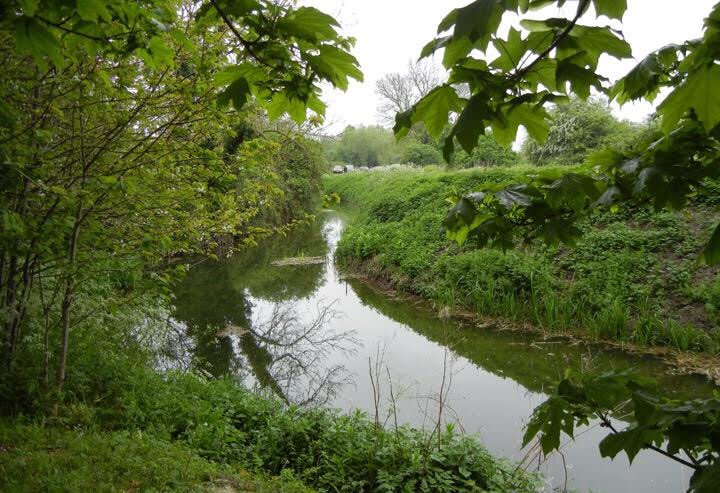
[326,166,720,354]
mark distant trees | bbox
[375,60,443,124]
[324,125,400,166]
[452,135,519,168]
[401,142,442,165]
[521,97,641,166]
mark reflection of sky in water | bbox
[170,212,711,493]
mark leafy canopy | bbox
[524,369,720,493]
[398,0,720,264]
[7,0,362,125]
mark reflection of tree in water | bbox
[229,221,329,301]
[244,300,357,406]
[169,218,356,405]
[170,257,250,377]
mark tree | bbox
[522,97,640,166]
[376,59,443,123]
[0,0,362,393]
[401,142,442,165]
[326,125,400,166]
[453,134,519,168]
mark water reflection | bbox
[170,221,358,405]
[170,212,716,493]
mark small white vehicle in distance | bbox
[332,165,343,174]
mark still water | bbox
[171,211,715,492]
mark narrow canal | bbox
[171,211,715,492]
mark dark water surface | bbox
[171,211,715,492]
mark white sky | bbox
[303,0,716,135]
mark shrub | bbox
[400,142,442,165]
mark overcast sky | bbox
[303,0,716,135]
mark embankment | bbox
[326,167,720,360]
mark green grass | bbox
[2,361,536,493]
[0,371,536,492]
[326,167,720,353]
[0,420,313,493]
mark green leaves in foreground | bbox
[10,0,362,125]
[207,1,362,123]
[524,370,720,493]
[441,168,600,249]
[420,1,720,264]
[398,0,631,161]
[442,115,720,262]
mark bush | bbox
[521,97,643,166]
[451,135,519,168]
[400,142,442,165]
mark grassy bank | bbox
[0,282,535,493]
[1,369,535,492]
[326,167,720,354]
[0,420,313,493]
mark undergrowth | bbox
[327,167,720,354]
[0,307,536,493]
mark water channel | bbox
[170,211,716,492]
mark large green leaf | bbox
[412,85,464,139]
[611,53,664,104]
[277,6,339,41]
[14,17,64,70]
[306,45,362,91]
[592,0,627,20]
[658,63,720,133]
[452,0,505,48]
[690,463,720,493]
[545,172,599,211]
[491,27,526,71]
[217,77,251,110]
[599,427,650,463]
[76,0,112,22]
[452,94,494,153]
[492,103,550,146]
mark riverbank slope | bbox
[326,167,720,358]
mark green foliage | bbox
[0,421,313,493]
[8,0,361,123]
[395,0,720,265]
[1,0,343,388]
[401,142,443,165]
[324,125,401,166]
[327,168,720,353]
[451,134,519,168]
[523,369,720,493]
[322,192,341,208]
[398,0,634,159]
[0,303,536,493]
[522,97,641,166]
